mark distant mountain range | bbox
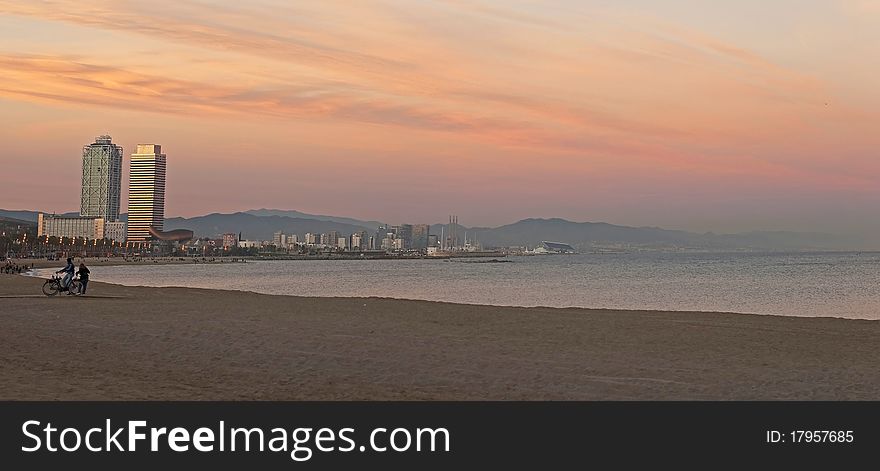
[447,218,867,251]
[0,210,52,222]
[1,208,870,250]
[243,209,382,230]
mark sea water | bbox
[45,251,880,319]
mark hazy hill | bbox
[0,210,42,222]
[164,212,369,240]
[0,210,77,222]
[245,208,380,230]
[437,218,866,251]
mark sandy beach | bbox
[1,273,878,400]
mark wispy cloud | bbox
[0,53,540,138]
[0,0,871,179]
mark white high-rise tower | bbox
[126,144,167,242]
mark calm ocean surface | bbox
[50,252,880,319]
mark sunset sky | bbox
[0,0,878,238]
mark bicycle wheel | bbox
[68,279,81,295]
[42,280,58,296]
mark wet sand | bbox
[17,256,246,270]
[1,274,878,400]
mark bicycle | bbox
[42,274,82,297]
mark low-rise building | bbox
[273,231,286,247]
[104,221,127,242]
[350,232,364,250]
[222,233,238,250]
[238,240,261,249]
[38,213,105,240]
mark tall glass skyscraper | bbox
[80,135,123,222]
[126,144,167,242]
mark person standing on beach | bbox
[77,263,90,295]
[56,258,75,292]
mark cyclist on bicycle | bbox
[56,258,75,292]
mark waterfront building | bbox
[350,230,368,251]
[273,231,286,247]
[222,233,238,250]
[126,144,167,242]
[381,235,395,250]
[350,233,362,250]
[427,234,439,247]
[411,224,430,250]
[374,225,391,249]
[38,213,105,240]
[103,221,127,242]
[392,224,413,249]
[326,231,340,247]
[80,135,123,222]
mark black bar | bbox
[1,402,876,468]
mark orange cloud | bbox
[0,53,539,137]
[1,0,876,189]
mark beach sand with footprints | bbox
[2,274,878,400]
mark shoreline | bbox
[23,267,876,321]
[2,274,879,400]
[12,257,250,270]
[17,270,868,322]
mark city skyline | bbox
[1,1,879,241]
